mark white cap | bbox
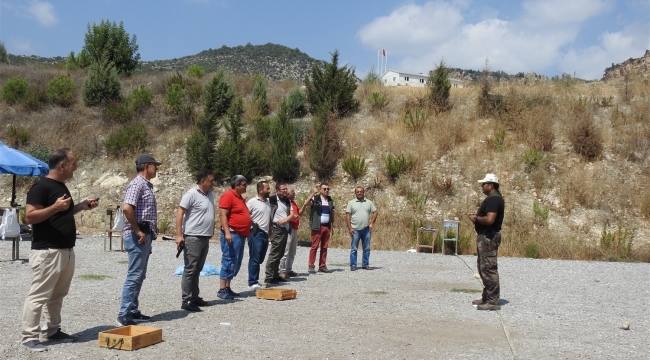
[478,173,499,184]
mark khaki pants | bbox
[279,228,298,273]
[21,248,75,343]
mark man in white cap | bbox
[467,173,505,311]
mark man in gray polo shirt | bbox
[346,186,378,271]
[246,181,271,290]
[175,169,216,312]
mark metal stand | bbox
[415,228,437,253]
[442,220,460,255]
[104,208,123,251]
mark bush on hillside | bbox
[104,124,147,157]
[342,155,368,182]
[187,65,204,78]
[129,84,153,112]
[164,84,183,113]
[251,74,270,116]
[427,60,452,114]
[286,88,306,118]
[82,58,122,106]
[270,99,298,182]
[46,75,76,107]
[309,104,341,180]
[305,49,358,118]
[1,76,29,104]
[104,100,133,124]
[6,125,30,147]
[568,103,603,160]
[0,41,8,64]
[385,153,417,182]
[83,19,140,75]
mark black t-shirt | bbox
[26,177,76,249]
[474,193,505,234]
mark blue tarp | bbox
[174,264,220,277]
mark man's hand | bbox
[82,198,99,210]
[136,230,147,244]
[224,232,232,244]
[54,195,72,212]
[175,235,184,250]
[348,228,354,236]
[369,223,374,232]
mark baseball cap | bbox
[136,153,162,166]
[478,173,499,184]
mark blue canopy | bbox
[0,141,49,176]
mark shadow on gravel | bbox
[71,325,115,343]
[500,299,510,306]
[149,309,194,322]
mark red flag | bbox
[382,49,386,56]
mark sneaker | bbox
[287,271,299,277]
[362,266,372,270]
[472,299,486,305]
[192,297,210,306]
[132,311,151,322]
[22,340,47,352]
[226,287,241,297]
[477,303,501,311]
[116,315,137,327]
[44,329,77,342]
[217,288,234,300]
[318,266,332,273]
[350,267,357,271]
[181,301,202,312]
[308,266,316,274]
[249,283,263,290]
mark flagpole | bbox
[377,49,380,75]
[385,50,387,74]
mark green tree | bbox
[427,60,451,113]
[185,70,235,175]
[1,76,29,104]
[309,104,341,180]
[270,99,298,182]
[286,88,306,118]
[47,75,76,107]
[304,50,359,118]
[82,58,122,106]
[251,74,270,116]
[83,19,140,75]
[65,49,90,70]
[0,41,8,64]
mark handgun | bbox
[176,242,185,258]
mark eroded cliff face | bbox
[603,50,650,80]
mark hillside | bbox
[0,52,649,263]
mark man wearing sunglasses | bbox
[305,183,336,273]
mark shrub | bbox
[22,89,42,111]
[163,71,187,91]
[47,75,76,107]
[251,74,270,116]
[522,148,545,171]
[487,127,506,151]
[305,50,359,118]
[269,100,298,182]
[427,60,451,113]
[82,58,122,106]
[83,19,140,75]
[599,221,635,261]
[407,192,429,211]
[286,88,306,118]
[533,200,549,226]
[65,50,90,70]
[6,125,30,147]
[524,243,540,258]
[367,92,388,114]
[309,105,341,180]
[385,153,417,182]
[164,84,184,113]
[1,76,29,104]
[342,155,368,181]
[104,100,132,124]
[567,105,603,160]
[104,124,147,157]
[27,142,54,163]
[129,84,153,112]
[403,107,428,132]
[187,65,204,78]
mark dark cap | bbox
[135,153,162,166]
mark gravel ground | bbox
[0,236,648,359]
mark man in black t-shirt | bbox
[20,149,98,352]
[467,173,505,311]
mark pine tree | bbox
[304,50,359,118]
[83,20,140,75]
[185,70,234,175]
[251,74,270,116]
[81,58,121,106]
[0,41,8,64]
[270,99,298,182]
[309,104,340,180]
[427,60,451,114]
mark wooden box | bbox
[256,288,297,301]
[98,325,162,350]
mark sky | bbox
[0,0,648,80]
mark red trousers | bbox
[309,225,330,268]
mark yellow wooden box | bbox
[256,288,297,301]
[98,325,162,350]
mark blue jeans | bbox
[247,231,268,286]
[350,227,371,268]
[118,232,152,317]
[220,230,245,280]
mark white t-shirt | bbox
[179,186,215,236]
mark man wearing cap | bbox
[175,168,215,312]
[116,154,161,326]
[217,175,251,300]
[346,186,378,271]
[468,173,505,311]
[21,149,99,352]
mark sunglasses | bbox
[322,188,330,191]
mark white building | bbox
[381,70,464,88]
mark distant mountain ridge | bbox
[602,50,650,80]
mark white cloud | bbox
[357,0,641,79]
[8,39,36,55]
[27,1,58,27]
